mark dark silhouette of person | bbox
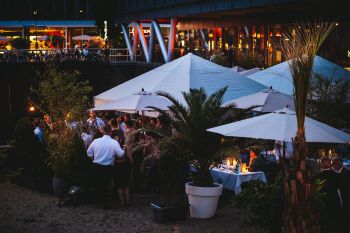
[313,157,342,233]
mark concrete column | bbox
[132,26,139,62]
[65,27,68,49]
[151,20,168,62]
[121,24,134,60]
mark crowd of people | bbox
[33,110,166,209]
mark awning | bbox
[0,20,97,28]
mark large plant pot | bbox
[185,182,223,219]
[52,176,65,198]
[150,202,189,223]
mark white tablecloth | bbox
[210,168,267,194]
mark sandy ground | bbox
[0,183,266,233]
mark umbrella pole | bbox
[141,111,144,127]
[283,141,286,159]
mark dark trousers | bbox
[93,163,113,207]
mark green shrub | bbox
[10,38,30,49]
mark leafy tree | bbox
[30,66,93,183]
[10,38,30,49]
[308,74,350,129]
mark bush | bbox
[11,117,49,178]
[232,176,284,232]
[10,38,30,49]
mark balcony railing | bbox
[0,48,143,63]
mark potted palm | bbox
[150,137,190,223]
[152,87,239,218]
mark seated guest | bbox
[87,124,125,209]
[313,157,342,232]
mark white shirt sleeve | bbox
[114,141,125,158]
[87,141,95,158]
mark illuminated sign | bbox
[104,21,108,40]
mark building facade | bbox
[114,0,350,67]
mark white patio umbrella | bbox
[92,89,172,115]
[94,53,266,107]
[207,107,350,143]
[239,67,260,76]
[247,56,350,95]
[222,87,295,112]
[0,35,10,42]
[72,35,93,41]
[37,35,49,41]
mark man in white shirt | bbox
[87,124,125,209]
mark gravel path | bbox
[0,183,266,233]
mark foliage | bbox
[308,74,350,128]
[87,37,105,48]
[236,52,264,69]
[282,22,335,131]
[232,174,326,233]
[31,66,93,131]
[11,118,48,178]
[46,130,89,183]
[210,52,230,67]
[10,38,30,49]
[50,35,64,48]
[232,177,284,232]
[151,87,242,186]
[30,66,93,183]
[157,137,189,205]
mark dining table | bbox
[210,167,267,194]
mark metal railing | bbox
[0,48,142,63]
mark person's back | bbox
[87,134,124,166]
[314,157,342,232]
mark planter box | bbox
[150,202,189,223]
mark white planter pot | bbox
[185,182,223,219]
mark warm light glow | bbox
[242,163,247,172]
[336,22,339,26]
[226,159,230,167]
[29,106,35,112]
[79,9,83,13]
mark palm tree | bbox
[281,21,336,233]
[152,87,241,187]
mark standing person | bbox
[332,157,350,232]
[314,157,342,233]
[87,125,125,209]
[110,119,125,146]
[43,114,54,132]
[114,146,132,207]
[87,110,105,134]
[33,118,43,143]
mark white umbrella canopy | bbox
[94,53,267,107]
[223,87,295,112]
[231,66,246,73]
[247,56,350,95]
[239,67,260,76]
[37,35,49,41]
[207,107,350,143]
[92,89,172,113]
[72,35,93,41]
[0,35,10,41]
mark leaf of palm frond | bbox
[155,91,190,125]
